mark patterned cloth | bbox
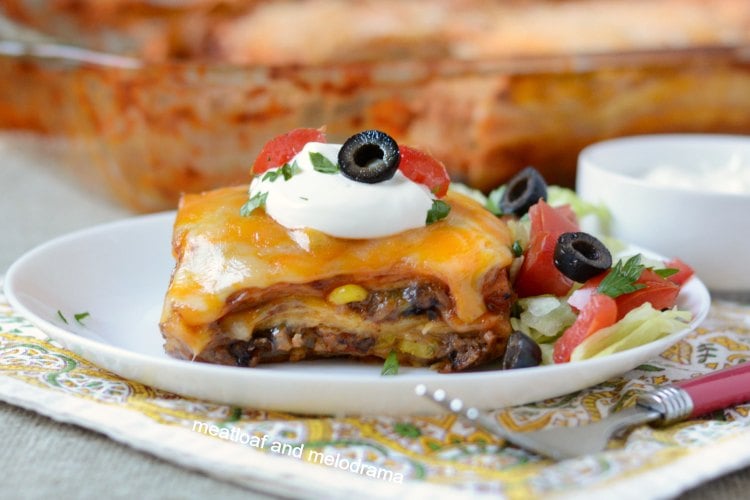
[2,277,750,499]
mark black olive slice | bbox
[554,231,612,283]
[498,166,548,216]
[502,331,542,369]
[338,130,400,184]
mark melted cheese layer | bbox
[161,186,513,353]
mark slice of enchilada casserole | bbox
[160,185,515,372]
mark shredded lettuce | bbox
[448,183,488,206]
[486,185,505,215]
[547,185,627,253]
[547,186,611,231]
[506,218,530,253]
[510,295,577,343]
[600,236,628,256]
[570,304,692,361]
[539,343,555,366]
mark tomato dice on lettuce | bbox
[614,281,679,320]
[568,263,681,322]
[514,200,578,297]
[663,258,695,286]
[613,269,680,320]
[553,293,618,363]
[514,232,573,297]
[529,200,579,236]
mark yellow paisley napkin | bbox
[2,276,750,499]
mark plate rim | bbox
[3,212,712,413]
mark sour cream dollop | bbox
[642,153,750,194]
[248,142,435,239]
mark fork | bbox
[416,361,750,460]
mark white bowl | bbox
[577,134,750,297]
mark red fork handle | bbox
[677,361,750,418]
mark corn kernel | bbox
[327,284,368,305]
[400,339,436,359]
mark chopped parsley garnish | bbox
[511,240,524,257]
[381,351,399,376]
[57,310,90,325]
[74,312,90,325]
[309,152,339,174]
[239,191,268,217]
[262,161,301,182]
[654,267,679,279]
[597,254,646,298]
[426,199,451,225]
[261,171,277,182]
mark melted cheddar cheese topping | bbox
[162,186,513,353]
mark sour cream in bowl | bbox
[577,134,750,299]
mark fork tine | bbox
[415,384,489,429]
[415,384,566,459]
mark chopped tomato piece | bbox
[252,128,326,174]
[567,267,680,319]
[553,293,618,363]
[614,279,679,320]
[638,268,668,283]
[550,204,579,230]
[514,199,579,297]
[529,199,579,236]
[515,232,574,297]
[398,145,451,197]
[664,258,695,286]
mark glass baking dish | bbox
[2,1,750,211]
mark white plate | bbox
[4,213,710,416]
